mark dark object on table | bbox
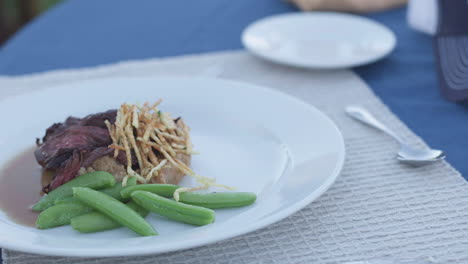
[289,0,407,13]
[0,0,62,45]
[433,0,468,101]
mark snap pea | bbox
[131,191,215,226]
[120,184,179,199]
[36,200,93,229]
[100,177,137,200]
[53,196,76,205]
[73,187,157,236]
[179,192,257,209]
[70,201,148,233]
[55,177,138,205]
[38,178,139,229]
[32,171,115,211]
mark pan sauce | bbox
[0,147,50,227]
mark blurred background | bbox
[0,0,61,45]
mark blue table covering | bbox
[0,1,467,261]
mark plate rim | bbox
[241,12,397,69]
[0,76,345,257]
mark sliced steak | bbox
[43,150,82,193]
[79,110,117,129]
[40,117,80,143]
[34,126,111,170]
[36,110,117,192]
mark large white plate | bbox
[0,77,344,257]
[242,12,396,69]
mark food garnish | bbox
[106,101,232,200]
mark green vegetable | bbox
[36,200,93,229]
[32,171,115,211]
[131,191,215,226]
[179,192,257,209]
[100,177,137,201]
[120,184,179,199]
[70,201,148,233]
[53,196,76,205]
[37,178,139,229]
[55,177,138,205]
[73,187,157,236]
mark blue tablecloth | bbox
[1,1,467,173]
[0,1,467,261]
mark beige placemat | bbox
[2,51,468,264]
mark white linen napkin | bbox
[407,0,438,35]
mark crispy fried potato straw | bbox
[106,100,230,199]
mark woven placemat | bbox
[2,51,468,264]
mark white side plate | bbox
[0,77,345,257]
[242,12,396,69]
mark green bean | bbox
[55,177,138,205]
[120,184,179,199]
[32,171,115,211]
[73,187,157,236]
[179,192,257,209]
[131,191,215,226]
[36,200,93,229]
[70,201,148,233]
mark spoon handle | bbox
[345,106,404,144]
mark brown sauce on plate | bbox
[0,147,50,227]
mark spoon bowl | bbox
[345,106,446,167]
[397,145,445,166]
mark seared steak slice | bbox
[82,147,114,168]
[43,150,82,193]
[79,110,117,129]
[36,110,117,192]
[42,147,115,193]
[34,126,111,170]
[41,116,80,143]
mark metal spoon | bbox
[345,106,445,166]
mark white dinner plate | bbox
[242,12,396,69]
[0,77,344,257]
